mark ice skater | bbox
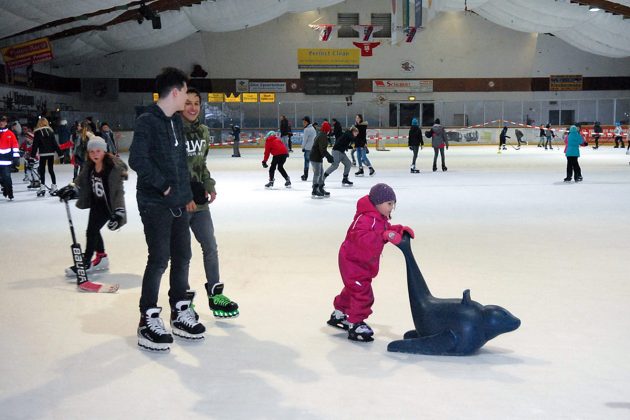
[353,114,374,176]
[324,125,356,187]
[32,117,62,195]
[0,115,20,200]
[592,121,602,149]
[563,125,586,183]
[310,121,334,198]
[262,131,291,189]
[230,124,241,157]
[514,128,525,148]
[427,118,448,171]
[301,116,316,181]
[59,136,128,277]
[327,183,414,342]
[498,125,510,153]
[613,122,625,149]
[544,124,555,150]
[408,118,422,173]
[182,87,239,318]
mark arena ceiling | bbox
[0,0,629,68]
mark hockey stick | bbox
[63,199,119,293]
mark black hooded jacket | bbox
[129,104,192,209]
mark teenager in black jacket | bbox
[408,118,423,173]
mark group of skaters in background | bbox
[0,113,120,200]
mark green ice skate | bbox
[206,282,239,318]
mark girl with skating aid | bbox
[60,136,128,277]
[328,183,414,342]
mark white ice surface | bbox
[1,145,629,419]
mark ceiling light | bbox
[589,6,601,12]
[408,96,416,101]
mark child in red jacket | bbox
[261,131,291,189]
[327,183,414,342]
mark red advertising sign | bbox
[1,37,54,69]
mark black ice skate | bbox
[575,177,583,182]
[563,177,572,182]
[342,176,353,187]
[410,165,420,174]
[355,168,364,176]
[368,167,375,176]
[319,184,330,198]
[348,321,374,342]
[137,307,173,352]
[171,292,206,340]
[327,310,350,330]
[284,178,291,188]
[312,185,324,199]
[265,180,274,189]
[206,282,239,318]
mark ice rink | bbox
[1,144,630,419]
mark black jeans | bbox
[138,204,192,312]
[84,202,109,264]
[38,156,56,185]
[432,147,445,169]
[566,156,582,180]
[270,154,289,180]
[410,146,419,166]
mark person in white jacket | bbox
[301,116,317,181]
[613,122,625,149]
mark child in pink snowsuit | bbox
[328,183,414,342]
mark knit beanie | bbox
[411,118,418,126]
[87,136,108,152]
[266,130,276,139]
[369,183,396,205]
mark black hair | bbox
[100,121,109,128]
[356,114,363,123]
[156,67,189,99]
[434,118,441,124]
[303,116,311,124]
[186,87,201,101]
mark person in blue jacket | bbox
[564,125,585,183]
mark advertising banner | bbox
[372,79,433,93]
[297,49,359,69]
[550,75,583,91]
[1,37,53,69]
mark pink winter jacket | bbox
[339,195,403,281]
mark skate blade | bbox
[172,328,205,340]
[348,334,374,342]
[78,281,119,293]
[327,320,350,330]
[137,338,171,352]
[213,310,239,319]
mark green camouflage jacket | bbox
[183,117,216,212]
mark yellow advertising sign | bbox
[152,93,159,102]
[207,93,224,102]
[259,93,276,103]
[549,74,583,91]
[242,93,258,103]
[224,93,241,102]
[297,48,360,69]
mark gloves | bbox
[262,161,268,168]
[409,146,413,150]
[301,148,305,153]
[107,208,125,231]
[326,155,334,163]
[190,181,208,205]
[383,230,402,245]
[401,226,415,239]
[57,184,78,202]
